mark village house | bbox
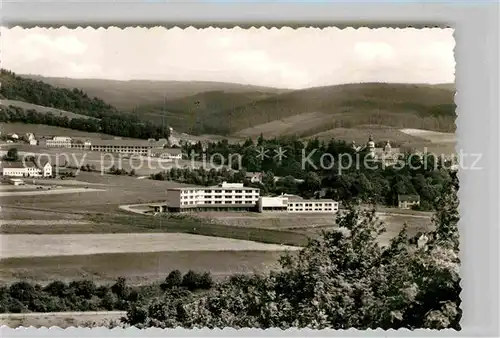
[150,148,183,161]
[397,194,421,209]
[245,172,264,183]
[1,157,52,178]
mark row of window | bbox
[288,208,336,212]
[181,200,254,205]
[182,189,258,194]
[182,195,258,200]
[291,202,336,207]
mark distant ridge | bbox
[11,72,455,138]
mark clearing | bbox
[1,233,300,259]
[0,122,110,139]
[400,128,456,143]
[234,112,329,139]
[0,99,99,121]
[0,250,287,285]
[0,311,125,328]
[0,187,105,197]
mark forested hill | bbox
[0,69,118,119]
[0,69,170,140]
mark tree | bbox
[128,190,461,330]
[5,147,18,161]
[111,277,129,299]
[161,270,182,290]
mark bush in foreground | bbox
[129,179,460,330]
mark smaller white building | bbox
[1,158,52,178]
[258,196,289,212]
[246,172,263,183]
[9,178,25,186]
[152,148,183,161]
[258,195,339,214]
[287,199,339,213]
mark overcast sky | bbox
[1,27,454,89]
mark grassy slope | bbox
[21,75,290,111]
[136,90,278,133]
[16,75,455,139]
[222,83,456,137]
[0,99,98,121]
[0,122,118,139]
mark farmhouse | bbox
[1,158,52,178]
[398,194,421,209]
[150,148,183,161]
[245,172,263,183]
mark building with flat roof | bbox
[45,136,73,148]
[163,181,260,212]
[286,198,339,213]
[258,195,339,213]
[150,182,340,215]
[89,138,168,155]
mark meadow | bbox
[0,167,434,287]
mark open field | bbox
[0,146,225,176]
[0,311,125,328]
[309,125,428,144]
[0,99,99,121]
[400,128,456,143]
[0,122,111,139]
[0,172,193,213]
[0,206,85,220]
[0,187,105,197]
[0,250,287,285]
[24,75,288,111]
[232,112,329,139]
[1,233,300,259]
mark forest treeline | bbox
[151,136,457,210]
[0,270,213,313]
[0,69,170,139]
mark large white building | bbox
[162,182,260,212]
[89,139,168,155]
[150,183,339,215]
[1,158,52,178]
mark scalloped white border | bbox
[0,1,499,337]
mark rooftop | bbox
[167,183,259,191]
[289,198,337,203]
[0,157,50,169]
[90,138,168,147]
[398,194,421,202]
[151,148,182,155]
